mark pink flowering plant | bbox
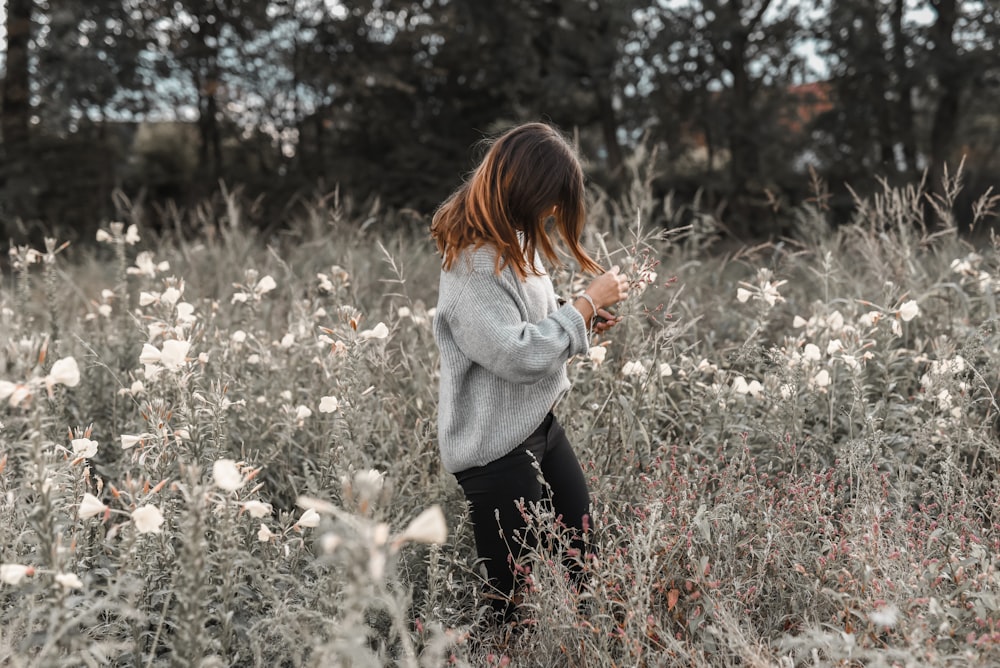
[1,167,999,665]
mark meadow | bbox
[1,168,999,667]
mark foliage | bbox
[2,163,1000,665]
[4,1,1000,238]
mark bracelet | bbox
[576,293,598,331]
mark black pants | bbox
[454,413,591,621]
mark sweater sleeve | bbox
[445,267,589,385]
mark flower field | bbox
[2,175,1000,667]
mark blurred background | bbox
[0,0,998,241]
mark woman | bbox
[431,122,628,623]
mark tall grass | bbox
[1,167,999,667]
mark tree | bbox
[809,0,916,190]
[640,0,810,236]
[144,0,273,184]
[813,0,1000,222]
[2,0,37,228]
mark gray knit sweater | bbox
[433,244,589,473]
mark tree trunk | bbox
[726,40,759,238]
[890,0,916,175]
[859,4,895,175]
[596,88,624,193]
[1,0,37,224]
[928,0,961,202]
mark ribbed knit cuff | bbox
[553,303,589,357]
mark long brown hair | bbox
[431,122,603,279]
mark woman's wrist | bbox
[575,293,598,330]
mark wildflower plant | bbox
[2,168,1000,666]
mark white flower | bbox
[296,495,338,515]
[746,380,763,398]
[792,316,808,328]
[813,369,831,388]
[761,282,784,306]
[177,303,196,323]
[351,469,385,501]
[131,505,164,534]
[898,300,920,322]
[622,360,646,377]
[891,319,902,337]
[296,508,320,528]
[71,438,98,459]
[732,376,750,394]
[160,340,190,371]
[869,604,899,628]
[803,344,821,362]
[254,275,277,296]
[395,505,448,546]
[360,322,390,340]
[231,330,247,344]
[48,357,81,387]
[937,389,953,410]
[7,383,31,407]
[139,343,161,365]
[95,229,112,243]
[78,493,108,519]
[397,306,412,319]
[160,287,181,306]
[659,363,673,377]
[55,572,83,590]
[322,533,342,554]
[124,224,141,245]
[949,356,967,374]
[369,550,387,580]
[587,346,607,365]
[319,396,340,413]
[0,564,33,585]
[0,381,15,402]
[976,271,994,294]
[243,500,272,518]
[139,291,158,306]
[859,311,882,328]
[826,340,843,355]
[257,524,273,542]
[696,359,718,374]
[780,384,794,399]
[127,251,167,277]
[736,288,752,303]
[294,405,312,421]
[826,311,845,332]
[212,459,245,492]
[371,522,390,546]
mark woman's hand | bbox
[585,266,629,310]
[572,266,629,331]
[592,308,622,334]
